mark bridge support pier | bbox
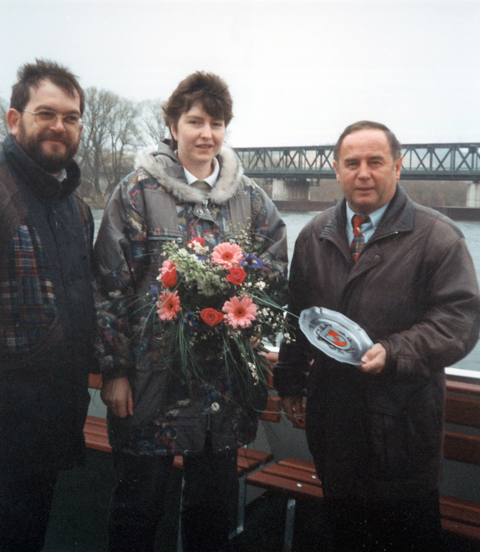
[272,178,310,201]
[466,183,480,208]
[272,179,289,200]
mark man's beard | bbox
[17,122,80,174]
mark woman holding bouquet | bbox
[94,72,288,552]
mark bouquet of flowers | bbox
[143,235,290,414]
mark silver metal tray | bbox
[299,307,373,365]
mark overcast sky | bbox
[0,0,479,147]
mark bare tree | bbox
[102,95,140,197]
[77,87,140,204]
[0,97,9,143]
[137,98,168,147]
[77,87,112,201]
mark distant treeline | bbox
[0,91,469,210]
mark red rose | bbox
[200,308,224,327]
[226,267,247,285]
[161,267,177,288]
[187,236,206,248]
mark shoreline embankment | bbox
[272,200,480,221]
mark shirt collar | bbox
[182,157,220,188]
[346,202,389,231]
[56,168,67,182]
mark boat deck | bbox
[43,449,480,552]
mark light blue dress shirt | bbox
[346,202,389,245]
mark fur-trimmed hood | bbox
[134,141,246,205]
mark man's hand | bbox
[100,377,134,418]
[281,396,305,429]
[359,343,386,374]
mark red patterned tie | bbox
[351,214,370,262]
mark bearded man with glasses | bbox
[0,59,95,552]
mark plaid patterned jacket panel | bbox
[0,162,94,362]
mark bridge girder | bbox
[235,143,480,182]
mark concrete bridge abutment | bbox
[272,178,309,201]
[466,182,480,208]
[272,178,322,201]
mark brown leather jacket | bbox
[275,185,480,500]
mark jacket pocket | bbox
[148,233,184,245]
[368,402,411,477]
[147,226,184,246]
[147,230,185,265]
[366,381,442,478]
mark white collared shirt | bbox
[346,202,389,245]
[183,157,220,188]
[56,168,67,182]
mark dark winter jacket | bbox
[0,134,95,470]
[94,141,288,456]
[274,185,480,501]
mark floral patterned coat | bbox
[94,141,288,456]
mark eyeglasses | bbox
[22,109,83,129]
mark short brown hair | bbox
[163,72,233,150]
[10,59,85,114]
[334,121,402,161]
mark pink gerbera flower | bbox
[222,296,257,328]
[211,242,243,269]
[157,291,181,321]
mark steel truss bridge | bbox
[235,143,480,182]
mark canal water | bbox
[92,209,480,372]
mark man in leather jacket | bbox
[0,60,95,552]
[274,121,480,551]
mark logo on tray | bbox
[319,326,348,349]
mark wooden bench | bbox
[245,404,317,552]
[83,414,111,453]
[245,364,480,552]
[441,379,480,542]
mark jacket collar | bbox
[322,185,414,243]
[2,134,81,202]
[134,141,245,205]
